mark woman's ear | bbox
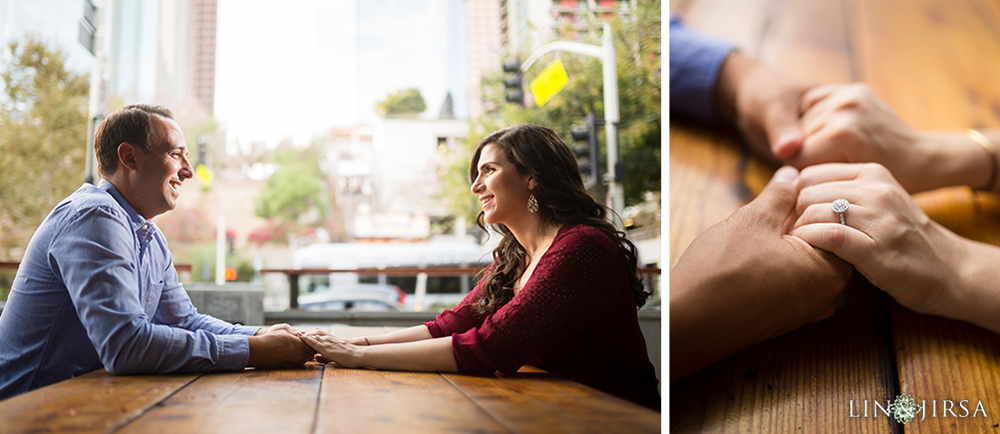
[117,142,138,171]
[526,174,537,191]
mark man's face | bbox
[131,115,193,220]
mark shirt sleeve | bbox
[669,16,736,122]
[50,206,249,375]
[153,261,259,336]
[448,228,618,377]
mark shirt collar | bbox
[98,179,157,237]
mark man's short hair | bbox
[94,104,174,176]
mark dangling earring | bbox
[527,194,539,213]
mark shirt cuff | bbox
[215,334,251,369]
[669,18,737,122]
[233,325,260,336]
[424,320,446,338]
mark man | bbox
[0,104,313,400]
[669,18,853,381]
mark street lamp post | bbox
[80,0,106,185]
[520,23,623,227]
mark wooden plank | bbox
[117,365,323,434]
[670,275,895,433]
[753,0,858,82]
[850,0,1000,244]
[443,370,660,434]
[0,370,198,434]
[315,368,507,434]
[672,0,776,59]
[889,302,1000,433]
[668,123,755,268]
[850,1,1000,433]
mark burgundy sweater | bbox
[425,224,660,410]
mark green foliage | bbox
[375,88,427,116]
[253,144,330,234]
[439,1,661,224]
[0,270,13,301]
[0,35,89,259]
[183,243,255,283]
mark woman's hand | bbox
[790,163,968,317]
[299,329,365,368]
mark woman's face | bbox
[471,143,534,225]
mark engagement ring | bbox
[832,199,850,225]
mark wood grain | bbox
[443,370,661,434]
[851,0,1000,432]
[117,365,323,434]
[889,303,1000,433]
[673,0,1000,432]
[670,275,896,433]
[315,368,507,434]
[0,370,198,434]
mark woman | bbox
[300,124,660,410]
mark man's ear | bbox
[117,142,138,171]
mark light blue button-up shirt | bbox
[0,180,257,400]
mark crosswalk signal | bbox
[571,113,600,187]
[503,58,524,105]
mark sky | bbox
[215,0,468,146]
[2,0,468,148]
[0,0,93,73]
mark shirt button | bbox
[142,224,148,229]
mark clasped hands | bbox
[671,63,978,380]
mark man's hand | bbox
[254,323,298,336]
[247,327,314,368]
[714,52,816,162]
[670,166,853,382]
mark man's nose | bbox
[179,155,194,180]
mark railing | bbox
[0,262,660,311]
[260,265,662,309]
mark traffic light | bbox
[502,58,524,105]
[197,136,207,167]
[571,113,600,186]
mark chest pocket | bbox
[142,281,165,319]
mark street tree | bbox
[0,35,89,260]
[375,88,427,117]
[253,144,330,238]
[438,0,661,225]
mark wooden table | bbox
[670,0,1000,432]
[0,326,660,433]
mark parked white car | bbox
[298,284,406,312]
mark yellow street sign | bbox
[195,164,213,187]
[530,59,569,106]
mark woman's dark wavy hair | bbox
[469,124,649,316]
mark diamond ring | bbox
[832,199,850,225]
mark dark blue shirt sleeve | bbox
[669,17,736,122]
